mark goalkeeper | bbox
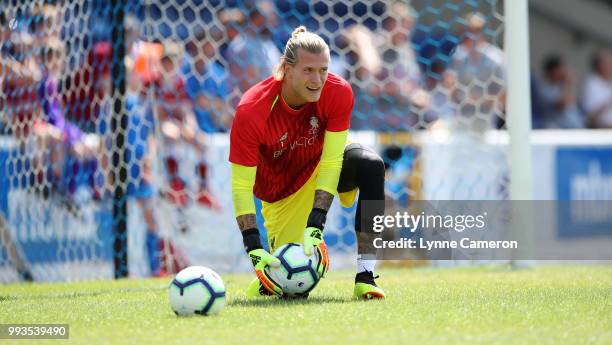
[230,26,385,299]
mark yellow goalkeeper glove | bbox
[303,208,330,278]
[242,229,282,296]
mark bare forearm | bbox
[313,190,334,212]
[236,213,257,231]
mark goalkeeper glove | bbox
[303,208,330,277]
[242,228,282,296]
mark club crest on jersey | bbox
[309,116,320,135]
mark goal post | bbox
[110,0,129,279]
[505,0,533,201]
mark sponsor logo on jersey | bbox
[279,131,288,143]
[274,131,289,158]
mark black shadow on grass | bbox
[229,295,357,307]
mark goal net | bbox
[0,0,510,282]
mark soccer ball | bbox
[265,243,322,297]
[169,266,226,316]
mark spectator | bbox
[372,2,422,101]
[3,30,43,141]
[0,12,33,281]
[125,80,165,276]
[128,40,164,92]
[341,24,381,129]
[123,36,192,275]
[62,41,113,133]
[35,39,108,201]
[224,6,281,105]
[346,2,428,130]
[447,12,506,132]
[422,59,456,126]
[342,24,381,84]
[582,50,612,128]
[1,10,13,133]
[29,3,62,48]
[181,28,232,132]
[2,26,103,213]
[534,55,583,129]
[157,41,221,211]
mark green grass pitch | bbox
[1,265,611,345]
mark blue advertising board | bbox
[556,147,612,237]
[0,143,113,268]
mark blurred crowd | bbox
[2,2,611,144]
[1,1,611,277]
[1,1,611,199]
[1,1,611,192]
[532,51,612,129]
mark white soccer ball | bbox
[265,243,322,297]
[169,266,226,316]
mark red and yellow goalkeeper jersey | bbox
[229,72,353,203]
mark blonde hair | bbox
[273,26,329,80]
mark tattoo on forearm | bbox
[236,214,257,231]
[313,190,334,211]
